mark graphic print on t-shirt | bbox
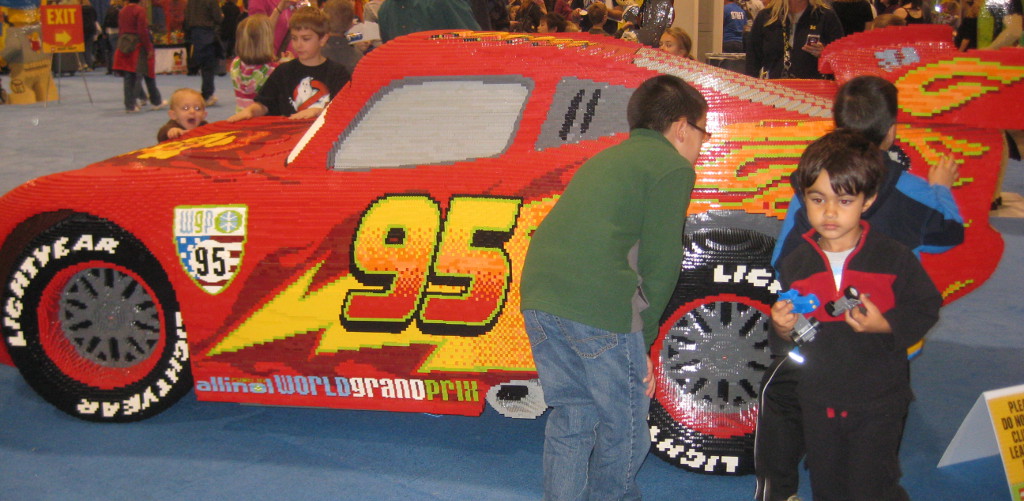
[291,76,332,112]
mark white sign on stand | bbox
[939,384,1024,500]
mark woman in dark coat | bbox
[746,0,844,79]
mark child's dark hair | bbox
[323,0,355,34]
[627,75,707,133]
[871,13,907,28]
[833,75,897,146]
[542,12,569,32]
[792,129,885,199]
[587,1,608,26]
[289,6,330,38]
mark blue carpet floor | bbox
[0,73,1022,500]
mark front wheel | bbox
[1,215,192,422]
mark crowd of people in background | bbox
[11,0,1018,122]
[744,0,1021,80]
[28,0,1022,78]
[53,0,1020,94]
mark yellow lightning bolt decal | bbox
[135,132,240,160]
[207,198,556,373]
[207,261,444,357]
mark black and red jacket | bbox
[775,221,942,411]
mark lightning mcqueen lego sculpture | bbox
[1,27,1022,475]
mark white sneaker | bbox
[150,100,168,111]
[125,105,142,113]
[205,96,218,107]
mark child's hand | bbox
[167,127,186,139]
[770,300,798,340]
[928,155,959,188]
[844,294,892,333]
[288,107,322,120]
[642,356,655,398]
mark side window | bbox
[534,77,632,151]
[329,76,532,170]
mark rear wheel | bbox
[648,213,780,475]
[1,215,192,422]
[649,295,771,474]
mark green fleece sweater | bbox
[520,128,695,346]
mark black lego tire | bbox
[0,214,192,422]
[648,212,780,475]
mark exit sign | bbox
[41,5,84,53]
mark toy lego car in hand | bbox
[776,287,862,363]
[780,289,821,314]
[779,288,822,344]
[826,286,865,317]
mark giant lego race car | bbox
[1,26,1022,475]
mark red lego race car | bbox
[1,27,1021,475]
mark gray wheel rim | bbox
[59,267,160,368]
[660,300,770,413]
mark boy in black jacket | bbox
[755,75,963,501]
[770,129,942,501]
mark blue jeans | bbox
[523,309,650,501]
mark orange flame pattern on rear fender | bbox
[897,58,1024,117]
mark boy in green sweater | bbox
[520,74,708,500]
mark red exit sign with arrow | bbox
[41,4,84,53]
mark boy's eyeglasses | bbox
[687,121,711,143]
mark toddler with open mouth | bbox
[157,88,210,142]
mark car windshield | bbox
[329,77,532,170]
